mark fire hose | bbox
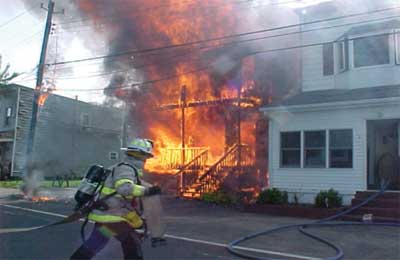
[227,179,400,260]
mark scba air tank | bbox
[74,165,111,210]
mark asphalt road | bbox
[0,190,399,260]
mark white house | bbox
[261,1,400,205]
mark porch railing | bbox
[198,143,252,195]
[159,147,209,169]
[175,148,209,194]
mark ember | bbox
[25,196,56,202]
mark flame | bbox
[25,195,56,202]
[38,92,50,107]
[75,1,265,172]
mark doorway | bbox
[367,119,400,190]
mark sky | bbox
[0,0,108,103]
[0,0,338,104]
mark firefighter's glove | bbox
[145,186,162,196]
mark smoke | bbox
[20,169,43,197]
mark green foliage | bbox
[256,188,288,204]
[0,180,81,189]
[201,191,233,205]
[0,55,20,85]
[314,188,343,208]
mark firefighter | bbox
[70,138,161,260]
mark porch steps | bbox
[342,191,400,223]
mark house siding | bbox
[300,8,400,91]
[1,85,125,178]
[267,101,400,205]
[31,93,124,177]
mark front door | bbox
[367,119,400,190]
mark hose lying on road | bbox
[0,226,48,234]
[0,209,85,234]
[227,181,400,260]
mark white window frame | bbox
[351,32,392,69]
[328,129,353,169]
[303,130,327,169]
[280,131,301,168]
[336,38,348,73]
[395,29,400,65]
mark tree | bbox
[0,55,19,86]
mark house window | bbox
[323,43,334,75]
[109,152,118,160]
[4,107,12,126]
[395,30,400,65]
[80,113,90,127]
[280,132,301,168]
[329,129,353,168]
[304,131,326,168]
[337,39,349,72]
[353,34,389,67]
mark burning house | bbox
[59,0,300,198]
[0,84,125,180]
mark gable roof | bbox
[266,85,400,108]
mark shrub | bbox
[314,188,343,208]
[256,188,288,204]
[201,191,233,205]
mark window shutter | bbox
[323,43,334,75]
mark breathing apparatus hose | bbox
[227,180,400,260]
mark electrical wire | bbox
[52,30,400,92]
[47,4,400,67]
[51,14,400,79]
[0,4,39,30]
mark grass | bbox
[0,180,81,189]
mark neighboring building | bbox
[0,84,124,179]
[261,2,400,205]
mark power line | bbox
[50,13,400,79]
[0,9,31,30]
[47,4,400,67]
[53,30,400,93]
[0,28,44,54]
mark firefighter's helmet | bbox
[121,138,154,159]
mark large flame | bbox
[75,0,263,171]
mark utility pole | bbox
[180,85,187,166]
[237,83,242,168]
[26,1,61,166]
[179,85,187,195]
